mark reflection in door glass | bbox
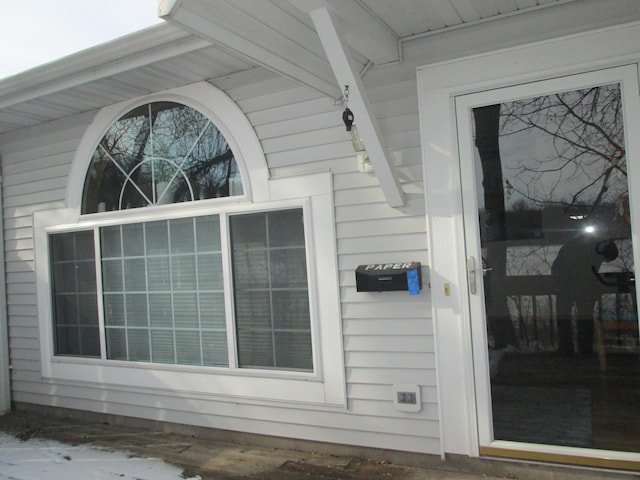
[473,83,639,451]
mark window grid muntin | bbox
[230,209,312,372]
[82,101,243,214]
[49,230,100,358]
[100,215,228,367]
[49,202,315,375]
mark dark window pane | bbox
[124,258,147,291]
[102,259,123,292]
[275,331,313,371]
[231,213,266,248]
[127,329,150,362]
[147,257,171,291]
[52,263,77,294]
[151,330,175,363]
[270,249,307,287]
[75,232,96,260]
[170,218,195,253]
[231,249,269,289]
[199,292,226,329]
[126,293,148,327]
[76,261,97,292]
[269,210,305,247]
[272,291,310,330]
[50,232,76,260]
[197,254,223,290]
[202,331,228,366]
[50,231,100,358]
[231,209,312,371]
[56,326,80,356]
[146,221,168,255]
[173,292,198,328]
[171,255,196,290]
[176,330,202,365]
[100,226,121,258]
[149,294,173,328]
[235,290,271,330]
[54,295,78,325]
[196,215,221,252]
[237,330,274,368]
[106,328,127,360]
[122,223,145,256]
[80,327,101,357]
[104,294,125,326]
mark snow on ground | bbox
[0,432,201,480]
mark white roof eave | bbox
[0,23,209,110]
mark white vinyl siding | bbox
[1,48,435,454]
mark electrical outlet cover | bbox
[392,383,422,412]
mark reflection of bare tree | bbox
[474,84,629,351]
[474,105,516,348]
[82,102,242,213]
[500,84,626,214]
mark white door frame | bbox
[418,21,640,458]
[456,65,640,458]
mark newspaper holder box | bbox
[355,262,422,293]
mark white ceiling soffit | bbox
[287,0,399,65]
[159,0,342,98]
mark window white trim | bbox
[36,173,346,406]
[36,81,346,408]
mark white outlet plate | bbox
[392,383,422,412]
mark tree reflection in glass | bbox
[473,82,639,451]
[82,102,243,213]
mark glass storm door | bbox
[457,66,640,459]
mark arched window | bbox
[82,101,243,213]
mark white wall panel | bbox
[1,48,437,455]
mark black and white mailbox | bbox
[355,262,422,294]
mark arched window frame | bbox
[34,82,346,408]
[67,82,269,213]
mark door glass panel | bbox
[472,83,639,451]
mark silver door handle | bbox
[467,256,491,295]
[468,256,477,295]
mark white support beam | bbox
[160,0,341,98]
[310,7,404,207]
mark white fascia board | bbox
[310,7,405,207]
[161,0,341,98]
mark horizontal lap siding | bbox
[0,62,437,455]
[0,113,88,415]
[221,68,436,453]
